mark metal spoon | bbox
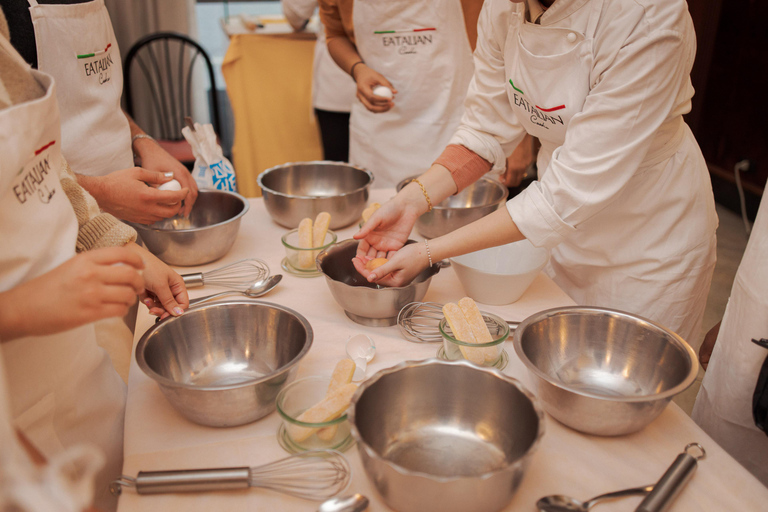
[537,485,653,512]
[317,494,369,512]
[189,274,283,306]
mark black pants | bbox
[315,109,350,162]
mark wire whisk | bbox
[181,258,269,290]
[398,301,519,343]
[109,450,351,501]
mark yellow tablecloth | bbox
[222,32,323,197]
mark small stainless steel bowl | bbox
[316,239,439,327]
[129,189,249,266]
[349,359,544,512]
[513,306,699,436]
[136,299,313,427]
[396,176,508,239]
[258,161,373,229]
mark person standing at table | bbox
[353,0,718,347]
[0,0,198,224]
[317,0,484,188]
[284,0,357,162]
[692,191,768,487]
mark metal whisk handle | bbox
[181,273,205,288]
[134,467,251,494]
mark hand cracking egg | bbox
[158,179,181,191]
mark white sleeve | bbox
[282,0,318,32]
[508,6,696,249]
[449,0,528,174]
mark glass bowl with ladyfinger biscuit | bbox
[438,298,510,370]
[281,212,337,277]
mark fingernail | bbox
[143,298,153,306]
[164,172,173,178]
[173,307,184,316]
[368,274,376,281]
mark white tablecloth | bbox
[118,189,768,511]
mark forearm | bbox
[124,110,145,138]
[393,164,458,216]
[0,288,28,342]
[326,36,364,78]
[429,207,524,263]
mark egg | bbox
[365,258,388,271]
[158,179,181,191]
[372,85,394,99]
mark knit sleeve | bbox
[58,158,137,252]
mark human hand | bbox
[133,137,199,217]
[128,244,189,319]
[353,198,421,260]
[352,242,428,288]
[699,321,721,371]
[86,167,189,224]
[353,64,398,113]
[501,134,538,188]
[0,247,144,342]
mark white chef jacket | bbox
[692,190,768,487]
[450,0,718,345]
[282,0,356,113]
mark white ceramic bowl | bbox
[450,240,549,305]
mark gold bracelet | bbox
[410,178,433,212]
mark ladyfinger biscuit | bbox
[442,302,485,366]
[313,212,331,247]
[286,383,358,442]
[297,217,314,268]
[317,358,356,441]
[361,203,381,223]
[458,297,501,363]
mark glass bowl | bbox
[281,229,337,274]
[276,375,354,453]
[438,312,510,367]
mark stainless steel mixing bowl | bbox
[396,176,508,239]
[316,239,439,327]
[258,161,373,229]
[135,299,313,427]
[129,189,249,266]
[513,306,699,436]
[349,359,544,512]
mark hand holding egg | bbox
[372,85,394,99]
[158,179,182,191]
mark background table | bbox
[118,189,768,511]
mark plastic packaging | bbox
[181,122,237,192]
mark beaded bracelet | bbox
[424,239,433,267]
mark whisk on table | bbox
[109,450,351,501]
[398,301,519,343]
[181,258,270,290]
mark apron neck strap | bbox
[27,0,38,6]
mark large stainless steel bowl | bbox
[136,299,313,427]
[258,161,373,229]
[396,176,508,239]
[513,306,698,436]
[350,359,544,512]
[129,189,249,266]
[316,239,439,327]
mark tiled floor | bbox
[673,203,750,415]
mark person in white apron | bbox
[3,0,197,222]
[318,0,478,188]
[354,0,718,347]
[692,191,768,487]
[0,30,143,511]
[283,0,356,161]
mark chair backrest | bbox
[123,32,221,141]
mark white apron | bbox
[27,0,133,177]
[0,41,126,512]
[692,191,768,486]
[504,0,717,345]
[349,0,474,188]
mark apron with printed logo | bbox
[27,0,133,177]
[504,0,716,343]
[0,38,126,511]
[349,0,474,188]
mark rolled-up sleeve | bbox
[318,0,353,46]
[449,2,527,175]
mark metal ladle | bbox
[189,274,283,306]
[317,493,369,512]
[537,485,653,512]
